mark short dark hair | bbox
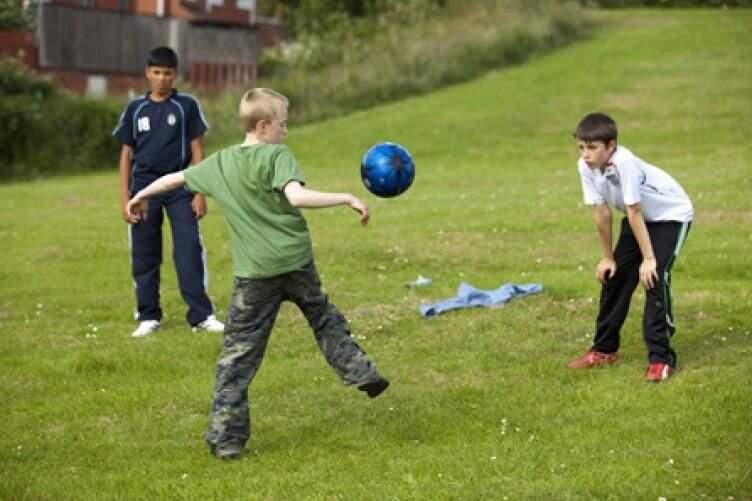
[147,46,178,68]
[573,112,617,143]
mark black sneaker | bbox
[358,378,390,398]
[212,443,244,460]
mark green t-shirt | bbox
[184,143,313,278]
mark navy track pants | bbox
[129,187,214,326]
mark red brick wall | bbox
[169,0,255,25]
[132,0,160,16]
[46,0,88,6]
[95,0,125,11]
[40,0,267,26]
[37,68,147,95]
[37,65,258,96]
[45,0,152,12]
[0,30,37,67]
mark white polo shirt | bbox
[578,145,693,222]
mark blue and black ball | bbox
[360,142,415,198]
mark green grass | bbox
[1,8,751,499]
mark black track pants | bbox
[592,218,690,366]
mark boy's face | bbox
[260,108,288,144]
[577,139,616,169]
[145,66,176,98]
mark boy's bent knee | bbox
[311,305,350,337]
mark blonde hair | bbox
[239,88,289,132]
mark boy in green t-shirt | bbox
[126,88,389,460]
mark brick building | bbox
[0,0,284,95]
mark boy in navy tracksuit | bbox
[113,46,224,337]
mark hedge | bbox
[0,60,122,180]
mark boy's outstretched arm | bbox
[626,203,658,289]
[594,203,616,284]
[283,181,369,225]
[126,172,187,224]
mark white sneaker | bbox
[131,320,160,338]
[193,314,224,333]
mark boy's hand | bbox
[192,193,207,220]
[120,205,134,224]
[596,257,616,285]
[125,197,149,223]
[348,196,370,226]
[639,257,658,289]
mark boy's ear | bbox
[606,139,616,152]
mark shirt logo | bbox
[137,116,151,132]
[604,164,620,186]
[167,113,177,126]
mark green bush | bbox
[277,0,590,123]
[265,0,448,38]
[0,0,35,30]
[0,60,120,180]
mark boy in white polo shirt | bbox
[567,112,693,382]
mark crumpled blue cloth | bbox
[419,282,543,318]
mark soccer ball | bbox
[360,142,415,198]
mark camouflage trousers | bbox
[205,260,383,450]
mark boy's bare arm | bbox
[283,181,369,225]
[118,145,134,223]
[189,137,207,220]
[626,203,658,289]
[594,203,616,284]
[126,172,187,223]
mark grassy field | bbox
[1,8,751,500]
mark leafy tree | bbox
[261,0,446,35]
[0,0,34,30]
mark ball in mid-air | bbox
[360,142,415,198]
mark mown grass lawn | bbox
[1,8,750,500]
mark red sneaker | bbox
[645,363,674,382]
[567,350,619,369]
